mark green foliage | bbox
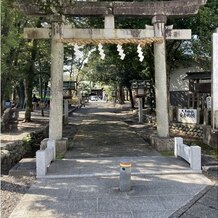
[160,151,174,156]
[56,154,64,159]
[1,0,51,112]
[23,135,32,144]
[168,3,218,70]
[3,0,217,109]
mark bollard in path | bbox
[119,162,131,192]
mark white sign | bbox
[178,109,197,124]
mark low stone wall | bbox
[1,141,26,174]
[170,123,203,139]
[1,125,48,175]
[142,123,204,152]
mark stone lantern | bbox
[131,80,146,98]
[131,80,146,123]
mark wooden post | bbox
[138,98,143,123]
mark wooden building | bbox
[185,72,211,109]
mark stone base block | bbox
[203,126,218,149]
[150,136,174,151]
[40,138,68,156]
[56,138,68,155]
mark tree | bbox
[1,0,51,121]
[1,0,24,110]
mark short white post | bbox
[174,137,183,157]
[47,139,56,160]
[190,146,201,170]
[138,98,143,123]
[36,150,46,176]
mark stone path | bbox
[65,103,159,159]
[8,101,217,218]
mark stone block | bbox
[40,138,48,150]
[151,136,174,151]
[40,138,68,155]
[203,126,218,148]
[56,138,68,156]
[9,158,36,177]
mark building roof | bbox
[184,72,211,80]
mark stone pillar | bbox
[49,15,65,140]
[212,28,218,129]
[152,15,169,137]
[104,15,115,29]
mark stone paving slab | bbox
[9,158,36,176]
[45,156,199,178]
[9,174,213,218]
[64,118,159,159]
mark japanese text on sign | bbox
[178,109,197,124]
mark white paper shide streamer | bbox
[73,43,84,60]
[117,44,125,60]
[98,43,105,60]
[137,44,144,62]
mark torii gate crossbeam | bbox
[16,0,206,17]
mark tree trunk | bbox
[24,76,33,122]
[118,85,124,104]
[24,40,37,122]
[128,86,135,109]
[16,81,25,108]
[43,81,48,100]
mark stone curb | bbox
[169,182,217,218]
[202,165,218,171]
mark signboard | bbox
[206,96,211,109]
[178,109,197,124]
[63,81,76,90]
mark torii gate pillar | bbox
[152,15,169,137]
[48,15,65,155]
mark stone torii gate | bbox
[17,0,206,165]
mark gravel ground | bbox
[0,176,35,218]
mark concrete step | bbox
[9,158,36,177]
